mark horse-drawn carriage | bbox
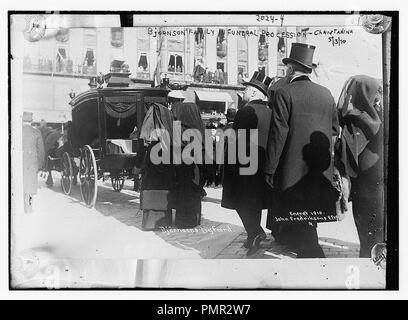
[48,84,169,208]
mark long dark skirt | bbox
[174,163,203,229]
[351,178,385,258]
[139,143,175,231]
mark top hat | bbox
[282,43,317,73]
[243,71,272,96]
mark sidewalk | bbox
[12,173,360,262]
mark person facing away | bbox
[265,43,340,258]
[221,71,273,255]
[335,75,384,258]
[171,102,205,228]
[136,103,175,231]
[22,112,45,213]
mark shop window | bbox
[168,53,183,73]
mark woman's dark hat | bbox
[282,42,317,73]
[243,71,272,96]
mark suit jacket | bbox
[265,76,339,191]
[221,100,272,210]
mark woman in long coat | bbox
[136,103,175,231]
[171,102,205,228]
[22,112,45,213]
[335,75,384,257]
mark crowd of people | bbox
[21,42,385,259]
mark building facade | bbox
[22,24,382,122]
[22,26,302,122]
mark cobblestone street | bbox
[12,172,360,262]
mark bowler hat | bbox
[282,42,317,73]
[243,71,272,96]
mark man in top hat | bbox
[22,112,45,213]
[265,43,339,258]
[221,71,273,255]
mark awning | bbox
[195,91,233,103]
[27,110,72,123]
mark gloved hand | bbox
[265,174,274,189]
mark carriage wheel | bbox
[111,175,125,192]
[79,145,98,208]
[61,152,73,195]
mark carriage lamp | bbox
[69,90,76,99]
[88,76,98,89]
[97,72,105,87]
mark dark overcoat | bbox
[221,100,272,211]
[265,76,339,190]
[265,76,340,228]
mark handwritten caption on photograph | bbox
[147,27,353,47]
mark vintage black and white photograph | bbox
[8,11,397,289]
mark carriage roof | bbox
[69,87,170,109]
